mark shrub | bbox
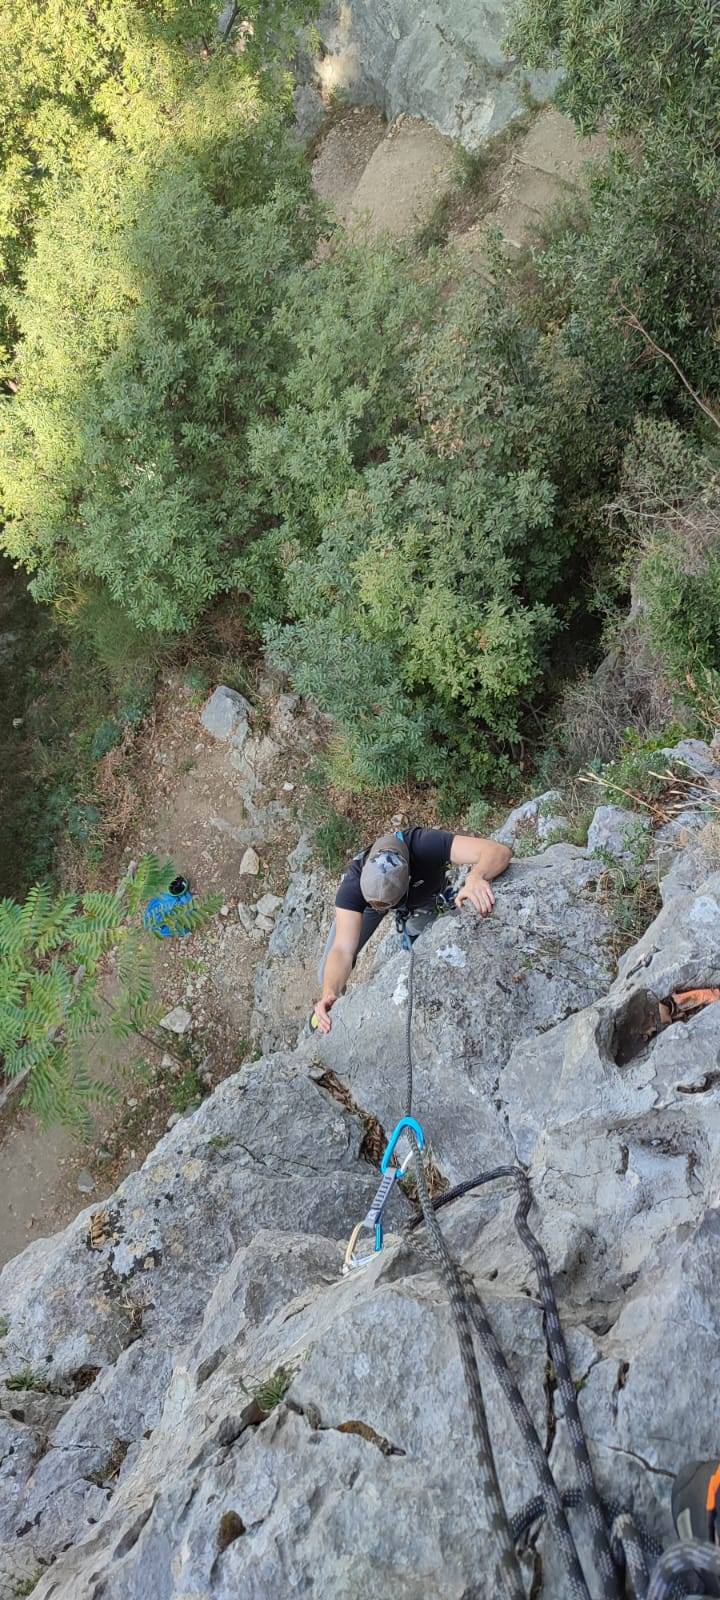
[617,420,720,690]
[506,0,720,198]
[540,152,719,409]
[0,60,324,632]
[312,811,357,872]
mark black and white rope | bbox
[398,931,715,1600]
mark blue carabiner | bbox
[380,1116,425,1175]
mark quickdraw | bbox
[342,1116,424,1274]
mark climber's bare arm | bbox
[451,835,512,916]
[314,908,363,1034]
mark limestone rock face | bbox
[310,845,615,1186]
[252,834,334,1050]
[4,743,720,1598]
[312,1,560,148]
[587,803,651,863]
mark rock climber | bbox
[313,825,511,1034]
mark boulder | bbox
[493,789,569,849]
[659,738,720,779]
[254,893,283,919]
[159,1004,192,1035]
[587,804,651,863]
[200,685,251,748]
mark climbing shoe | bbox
[672,1459,720,1545]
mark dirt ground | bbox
[0,676,324,1268]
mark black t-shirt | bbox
[335,827,455,917]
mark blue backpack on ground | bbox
[143,876,193,939]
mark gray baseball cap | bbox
[360,832,410,908]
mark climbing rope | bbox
[343,916,720,1598]
[402,939,615,1600]
[646,1540,720,1598]
[419,1160,620,1599]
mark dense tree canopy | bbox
[1,0,719,805]
[0,0,317,357]
[0,61,323,631]
[506,0,720,195]
[0,0,215,356]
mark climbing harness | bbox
[395,882,457,950]
[341,919,720,1600]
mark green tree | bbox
[0,60,324,631]
[0,0,318,358]
[0,0,216,359]
[507,0,720,196]
[264,270,620,792]
[0,856,218,1128]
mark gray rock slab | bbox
[6,803,720,1598]
[310,847,614,1184]
[0,1060,387,1579]
[200,686,251,747]
[587,804,651,863]
[313,0,560,149]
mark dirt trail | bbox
[313,107,455,239]
[0,680,324,1268]
[455,106,609,260]
[311,101,608,252]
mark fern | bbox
[0,856,216,1127]
[126,856,174,914]
[157,894,223,939]
[115,931,153,1003]
[32,893,79,957]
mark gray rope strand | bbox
[611,1512,651,1598]
[441,1166,619,1597]
[408,1138,526,1600]
[457,1262,591,1600]
[403,945,525,1600]
[647,1541,720,1599]
[510,1167,621,1600]
[403,938,619,1600]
